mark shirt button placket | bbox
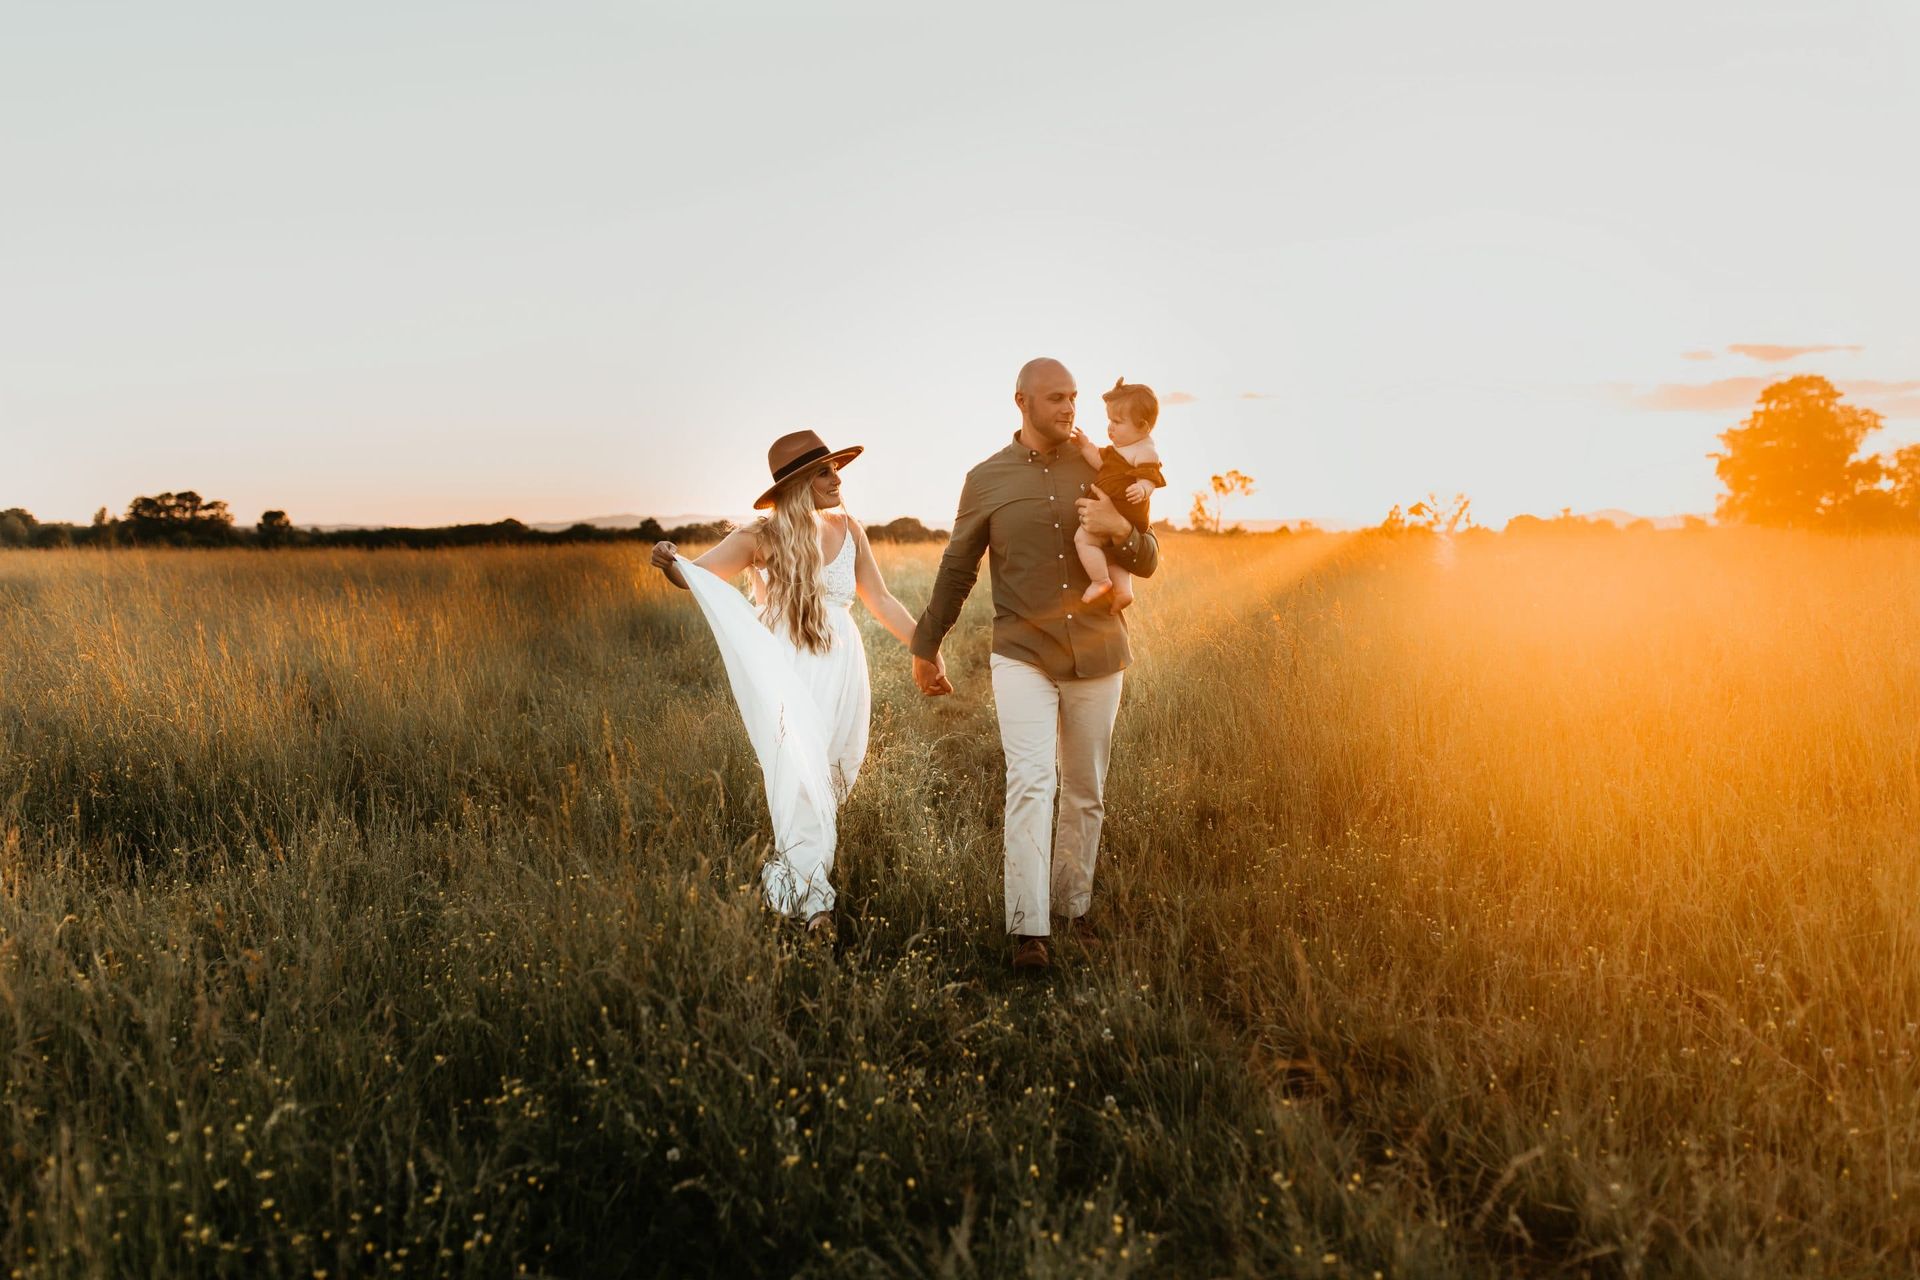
[1060,466,1073,627]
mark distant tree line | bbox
[0,496,950,551]
[11,376,1897,553]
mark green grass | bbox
[2,533,1917,1277]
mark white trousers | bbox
[990,654,1124,936]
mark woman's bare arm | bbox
[850,520,918,647]
[651,527,758,590]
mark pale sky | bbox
[5,0,1917,529]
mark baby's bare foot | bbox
[1081,580,1113,606]
[1110,584,1134,612]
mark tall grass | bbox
[1,533,1916,1276]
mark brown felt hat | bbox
[753,430,864,510]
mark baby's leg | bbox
[1109,563,1134,611]
[1074,524,1112,604]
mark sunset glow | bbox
[6,1,1916,529]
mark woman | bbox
[650,430,920,939]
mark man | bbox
[912,357,1161,971]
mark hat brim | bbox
[753,445,864,510]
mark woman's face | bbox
[808,463,843,509]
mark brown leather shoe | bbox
[1011,935,1050,971]
[805,911,835,945]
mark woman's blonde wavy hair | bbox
[754,479,834,653]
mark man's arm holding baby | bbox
[1075,487,1160,579]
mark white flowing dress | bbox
[675,527,870,918]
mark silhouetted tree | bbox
[124,491,239,546]
[0,509,30,548]
[256,510,295,548]
[1712,376,1883,528]
[90,506,120,548]
[1189,470,1256,533]
[1407,492,1472,534]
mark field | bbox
[2,531,1918,1277]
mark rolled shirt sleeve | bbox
[1108,524,1160,578]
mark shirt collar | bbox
[1008,429,1065,463]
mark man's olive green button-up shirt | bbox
[911,432,1162,680]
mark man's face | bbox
[1017,366,1077,445]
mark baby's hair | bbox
[1102,377,1159,431]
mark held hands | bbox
[1075,486,1133,542]
[912,653,953,697]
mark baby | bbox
[1071,377,1164,611]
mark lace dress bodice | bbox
[750,519,859,615]
[821,525,857,608]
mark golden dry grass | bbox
[1,531,1917,1276]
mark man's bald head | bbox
[1015,357,1070,396]
[1013,357,1077,447]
